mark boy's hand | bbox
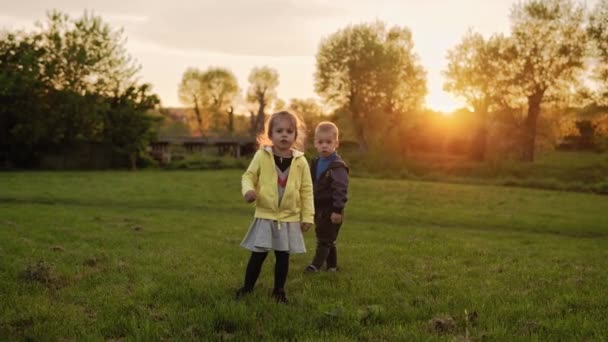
[301,223,312,232]
[244,190,257,203]
[330,213,343,224]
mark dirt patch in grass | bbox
[428,315,456,334]
[517,319,548,335]
[21,261,63,288]
[83,253,109,268]
[50,245,65,252]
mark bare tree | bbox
[247,66,279,135]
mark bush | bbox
[166,155,248,170]
[594,181,608,195]
[136,153,159,169]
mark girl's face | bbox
[270,117,296,153]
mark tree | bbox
[315,21,426,152]
[104,84,160,170]
[0,11,159,168]
[589,0,608,104]
[509,0,587,161]
[36,10,139,96]
[444,31,508,161]
[288,98,325,140]
[247,66,279,135]
[178,68,206,136]
[0,31,50,166]
[274,98,287,112]
[200,68,239,132]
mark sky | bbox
[0,0,596,112]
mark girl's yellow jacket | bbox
[242,147,314,224]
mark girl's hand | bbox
[244,190,257,203]
[301,223,312,232]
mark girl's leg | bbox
[273,251,289,290]
[272,251,290,303]
[242,251,268,291]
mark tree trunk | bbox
[129,151,137,171]
[255,95,266,135]
[470,125,487,162]
[256,108,265,135]
[470,104,488,162]
[348,91,368,153]
[522,91,543,162]
[227,106,234,134]
[353,115,368,153]
[249,111,256,137]
[193,99,204,137]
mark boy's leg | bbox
[242,251,268,291]
[326,242,338,269]
[310,240,332,270]
[325,225,341,270]
[307,214,329,271]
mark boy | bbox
[306,122,349,272]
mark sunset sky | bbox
[0,0,598,112]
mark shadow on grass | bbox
[349,212,608,239]
[0,196,251,216]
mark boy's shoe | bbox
[305,265,319,273]
[327,266,340,272]
[272,288,288,303]
[235,287,252,299]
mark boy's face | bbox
[314,131,339,157]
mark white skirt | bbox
[240,218,306,254]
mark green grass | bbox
[342,150,608,194]
[1,170,607,340]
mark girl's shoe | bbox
[272,288,288,303]
[327,266,340,272]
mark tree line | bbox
[2,0,608,169]
[0,11,159,169]
[178,0,608,162]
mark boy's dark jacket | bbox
[310,153,349,214]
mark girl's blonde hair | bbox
[257,111,307,151]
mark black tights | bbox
[243,251,289,291]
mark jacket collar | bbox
[262,145,304,158]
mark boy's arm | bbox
[241,150,261,196]
[300,158,315,224]
[330,167,349,213]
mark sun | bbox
[425,92,463,115]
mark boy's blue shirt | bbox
[315,152,337,180]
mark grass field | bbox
[1,170,607,340]
[342,151,608,194]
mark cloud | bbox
[0,14,35,30]
[0,0,349,56]
[127,0,349,56]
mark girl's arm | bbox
[242,150,261,196]
[299,158,315,224]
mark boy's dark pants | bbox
[311,209,342,269]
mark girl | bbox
[237,111,314,303]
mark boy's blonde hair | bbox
[257,111,307,151]
[315,121,339,140]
